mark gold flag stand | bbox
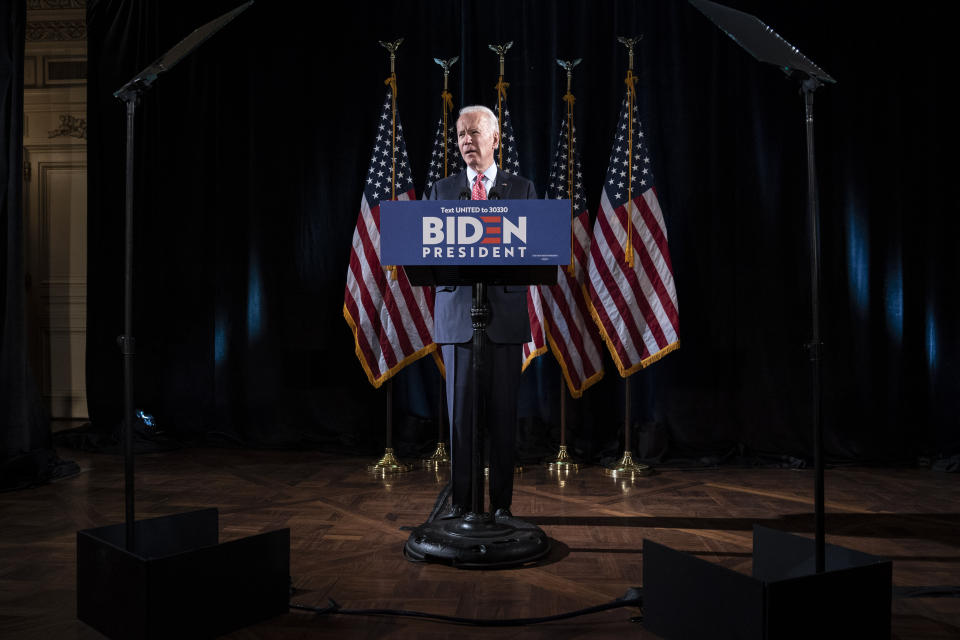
[422,370,449,471]
[546,379,579,473]
[421,442,449,471]
[369,39,412,475]
[604,376,652,479]
[368,380,413,474]
[605,36,652,480]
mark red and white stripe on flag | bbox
[537,210,605,396]
[586,186,679,376]
[343,91,437,388]
[532,118,605,395]
[521,286,548,370]
[491,92,546,373]
[585,88,679,376]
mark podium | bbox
[383,199,567,567]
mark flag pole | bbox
[546,58,583,475]
[368,379,412,474]
[546,376,580,473]
[605,36,652,480]
[561,58,581,278]
[369,38,411,475]
[380,38,402,282]
[484,41,524,477]
[423,56,458,472]
[489,42,513,170]
[438,56,457,180]
[604,376,652,478]
[617,35,641,269]
[422,377,450,471]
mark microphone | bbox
[487,188,501,200]
[458,189,471,200]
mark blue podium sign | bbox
[380,200,571,266]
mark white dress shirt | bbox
[465,163,498,198]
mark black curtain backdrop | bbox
[1,0,71,490]
[82,0,959,466]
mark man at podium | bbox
[426,105,537,520]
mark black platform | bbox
[77,508,289,639]
[642,525,892,639]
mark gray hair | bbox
[458,105,499,133]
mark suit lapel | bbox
[493,171,512,199]
[450,170,468,198]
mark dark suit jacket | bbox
[426,170,538,344]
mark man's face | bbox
[457,112,499,172]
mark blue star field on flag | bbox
[423,119,457,195]
[603,96,654,207]
[497,104,522,175]
[365,93,415,205]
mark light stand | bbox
[689,0,836,572]
[640,2,892,637]
[111,0,253,555]
[77,5,290,638]
[802,76,827,571]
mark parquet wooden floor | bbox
[1,448,958,638]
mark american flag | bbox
[423,117,457,196]
[537,120,605,397]
[343,91,437,387]
[585,87,680,375]
[422,104,459,376]
[523,280,548,370]
[495,100,522,176]
[495,97,547,368]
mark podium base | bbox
[404,512,550,568]
[77,508,289,639]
